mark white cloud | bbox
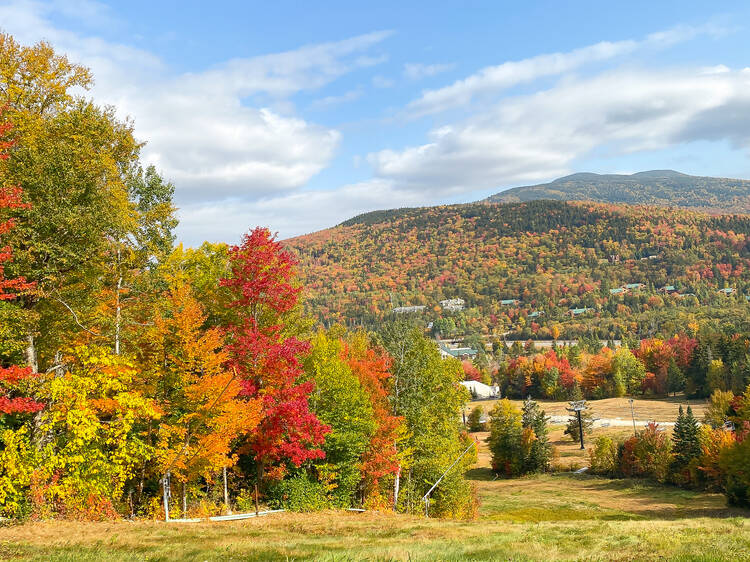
[177,179,429,245]
[371,68,750,192]
[403,62,455,80]
[310,88,364,110]
[0,1,390,201]
[407,24,724,116]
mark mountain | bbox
[486,170,750,212]
[286,200,750,340]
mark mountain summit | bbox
[486,170,750,212]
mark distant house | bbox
[625,283,645,290]
[500,299,520,306]
[460,380,499,399]
[718,288,736,296]
[392,305,426,314]
[568,307,593,316]
[660,285,676,293]
[440,298,465,311]
[528,310,544,318]
[609,287,627,295]
[438,342,478,360]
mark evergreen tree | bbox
[521,397,551,473]
[671,405,701,485]
[667,358,686,397]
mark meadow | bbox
[2,405,748,562]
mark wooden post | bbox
[577,410,585,450]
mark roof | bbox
[569,307,592,315]
[500,299,519,305]
[662,285,675,291]
[718,288,736,294]
[625,283,644,289]
[528,311,544,318]
[438,342,478,357]
[609,287,626,294]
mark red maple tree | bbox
[221,227,328,480]
[0,112,40,415]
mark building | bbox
[500,299,520,306]
[718,288,736,296]
[568,307,593,316]
[460,380,499,399]
[392,305,426,314]
[528,310,544,318]
[609,287,627,295]
[438,341,478,360]
[440,298,465,311]
[624,283,645,290]
[660,285,676,293]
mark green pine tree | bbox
[671,405,701,485]
[521,397,551,473]
[667,358,686,397]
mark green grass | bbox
[1,472,749,561]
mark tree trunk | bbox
[223,467,230,514]
[182,481,187,517]
[162,472,171,521]
[25,333,38,373]
[393,464,401,512]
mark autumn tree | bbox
[222,228,328,484]
[0,113,39,418]
[143,280,261,516]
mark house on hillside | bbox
[438,341,478,360]
[392,305,426,314]
[660,285,676,294]
[568,307,593,316]
[460,380,499,399]
[718,288,736,296]
[500,299,520,306]
[528,310,544,318]
[440,298,465,311]
[625,283,645,290]
[609,287,627,296]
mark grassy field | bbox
[467,396,708,422]
[1,398,747,561]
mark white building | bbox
[440,298,465,311]
[460,380,499,399]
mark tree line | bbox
[0,34,475,521]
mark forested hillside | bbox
[287,200,750,340]
[486,170,750,212]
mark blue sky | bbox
[3,1,750,245]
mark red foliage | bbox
[343,339,402,501]
[461,360,481,382]
[222,227,329,478]
[0,112,40,416]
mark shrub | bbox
[620,423,673,483]
[589,436,619,476]
[467,406,484,432]
[488,399,523,477]
[720,422,750,508]
[267,474,330,512]
[704,389,734,428]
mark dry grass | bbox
[469,395,707,422]
[2,403,748,561]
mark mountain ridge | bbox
[485,169,750,211]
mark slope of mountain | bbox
[486,170,750,212]
[286,200,750,340]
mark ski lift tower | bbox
[566,400,587,450]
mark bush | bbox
[620,423,673,483]
[589,436,619,476]
[267,474,330,512]
[720,422,750,508]
[467,406,484,432]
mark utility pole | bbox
[566,400,587,450]
[629,398,637,435]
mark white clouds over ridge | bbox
[371,67,750,193]
[1,2,749,245]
